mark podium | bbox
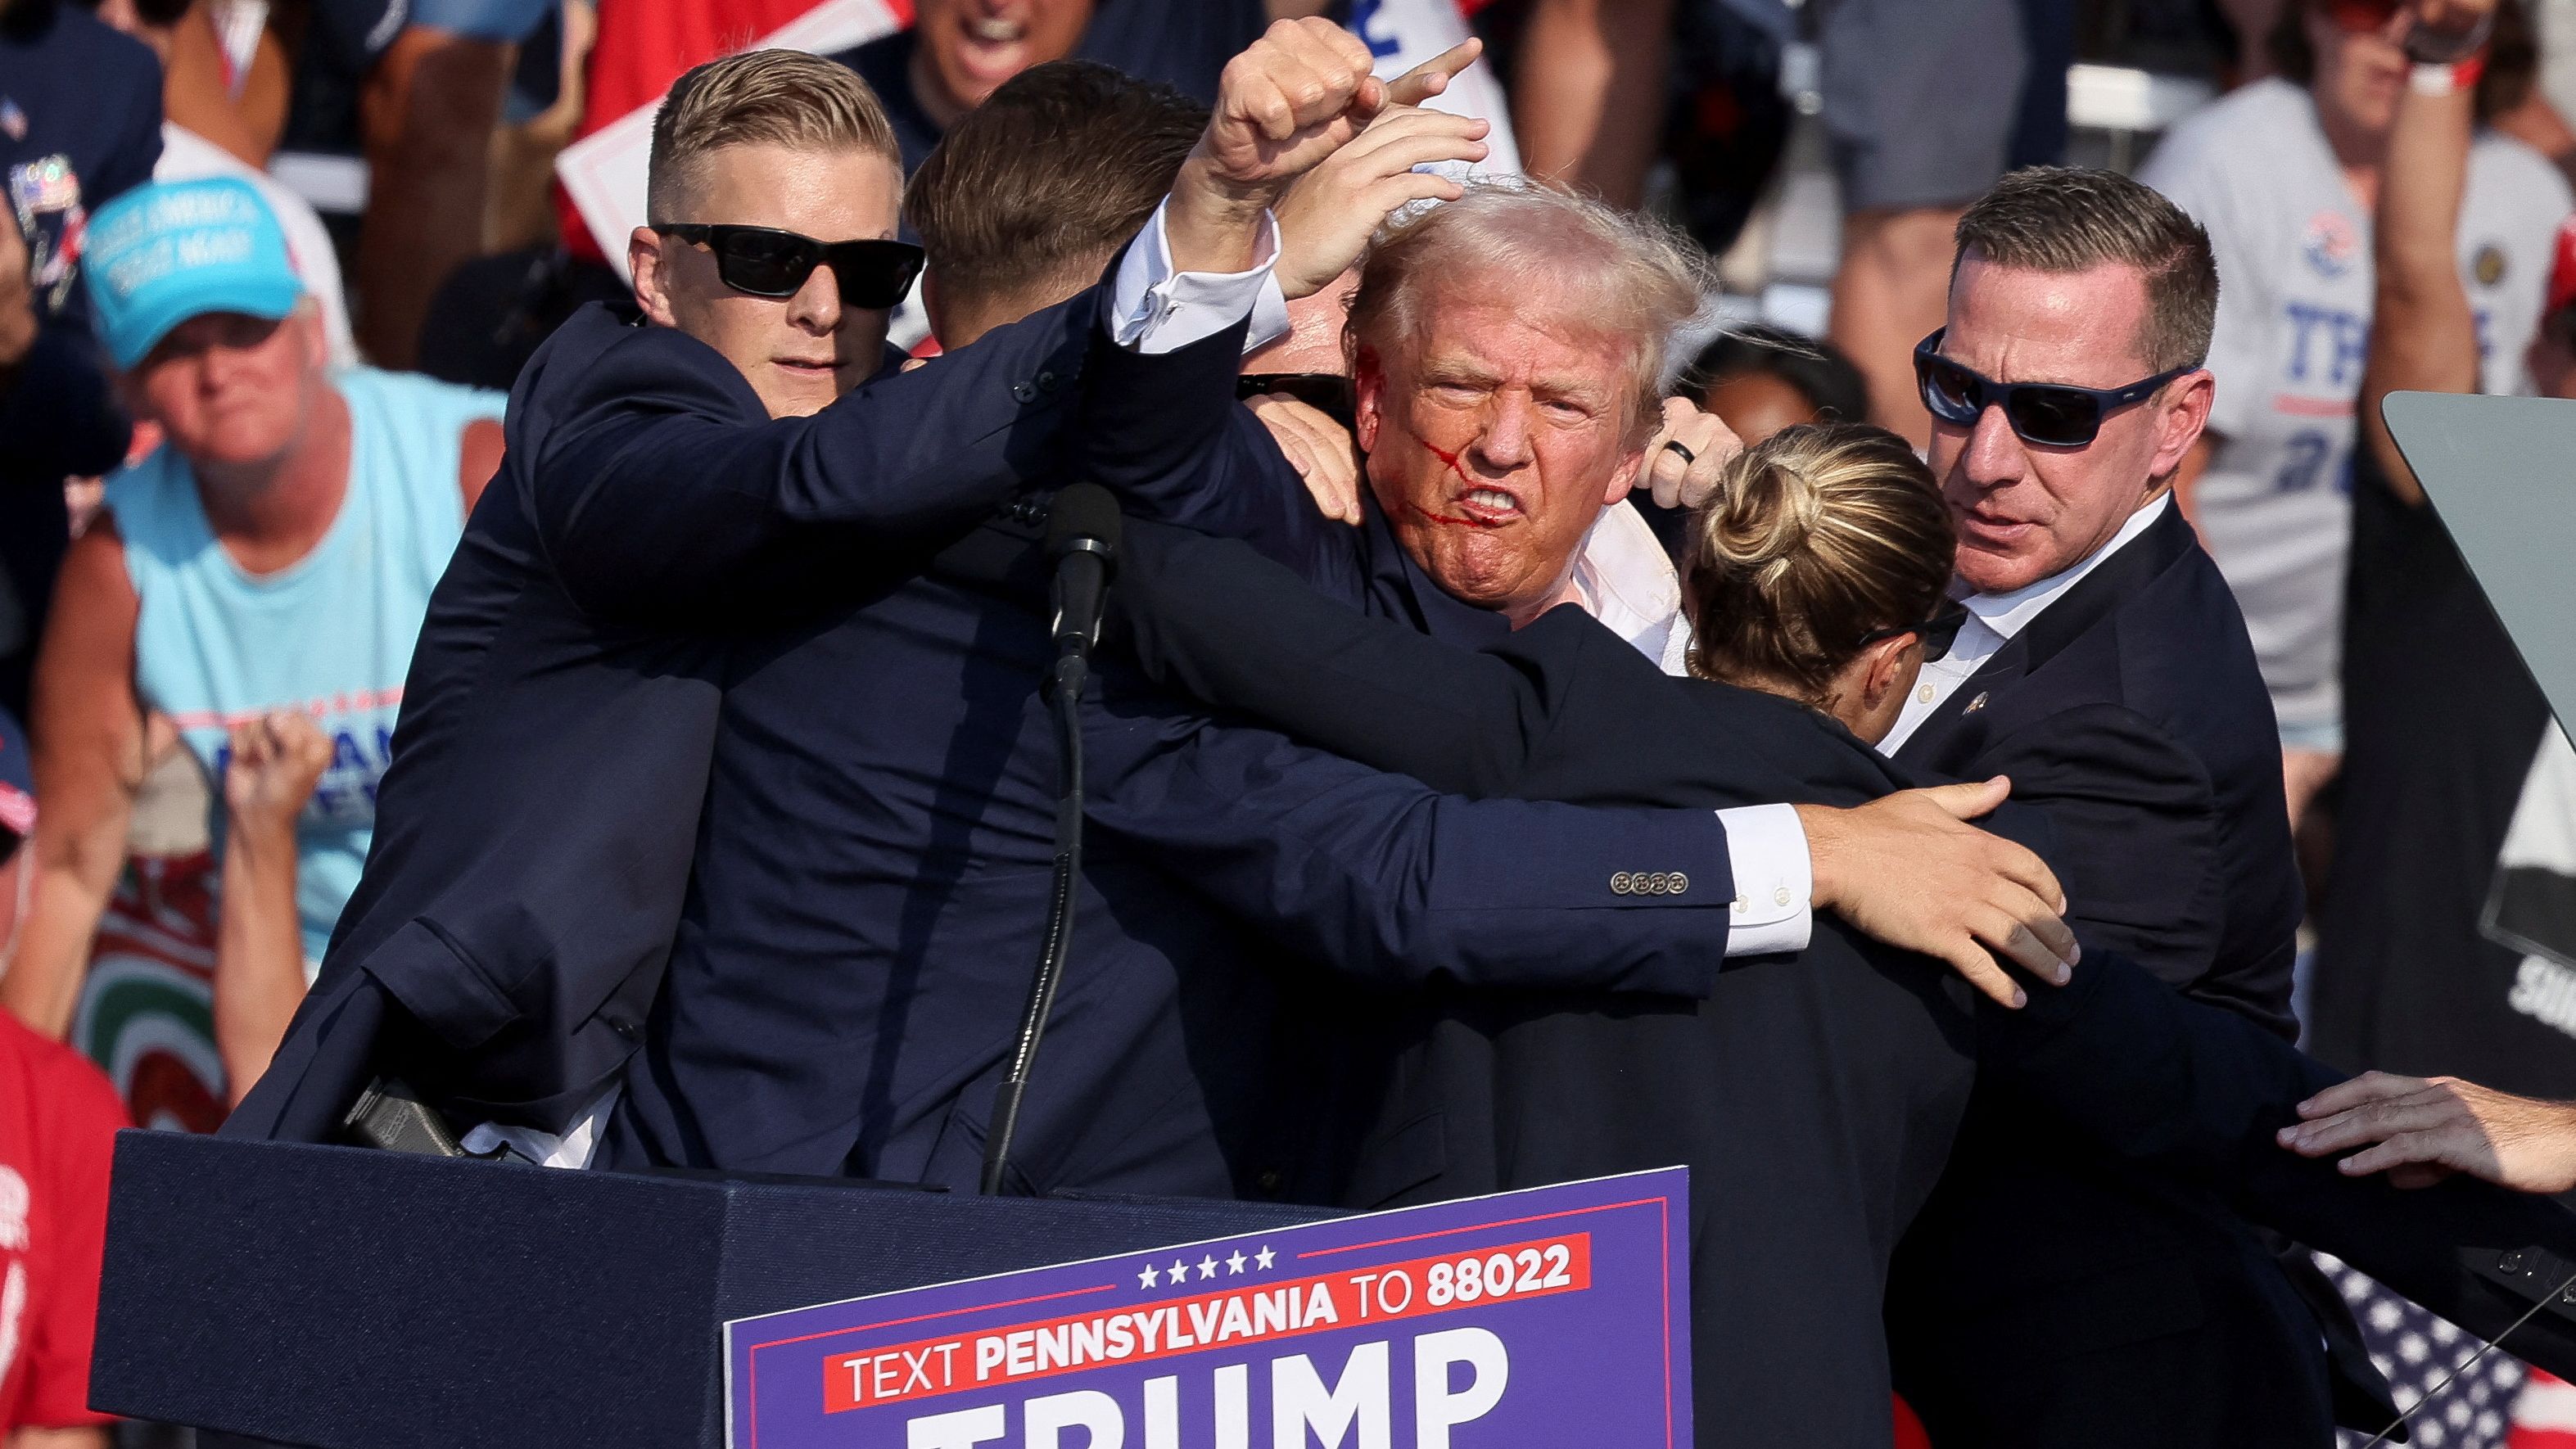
[91,1131,1332,1448]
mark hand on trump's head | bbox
[1171,25,1495,280]
[1274,106,1488,300]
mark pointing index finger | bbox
[1385,38,1484,108]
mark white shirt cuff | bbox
[1715,802,1813,956]
[1109,197,1291,356]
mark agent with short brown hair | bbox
[904,58,1210,348]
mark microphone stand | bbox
[981,494,1115,1196]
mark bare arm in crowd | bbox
[2357,5,2486,503]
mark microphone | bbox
[1045,482,1120,659]
[982,485,1122,1196]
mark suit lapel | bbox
[1894,502,2196,776]
[2013,502,2194,671]
[1896,633,2031,775]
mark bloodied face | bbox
[1354,272,1647,622]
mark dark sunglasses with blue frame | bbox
[1913,327,2197,448]
[651,223,925,309]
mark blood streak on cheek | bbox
[1408,436,1494,528]
[1408,503,1484,527]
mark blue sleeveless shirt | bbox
[107,367,505,964]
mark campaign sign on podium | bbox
[725,1168,1689,1448]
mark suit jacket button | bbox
[1668,871,1688,895]
[1257,1169,1284,1195]
[1610,872,1633,895]
[1012,381,1038,403]
[1037,370,1060,392]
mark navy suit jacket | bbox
[594,404,1742,1194]
[1892,500,2301,1028]
[1882,500,2366,1445]
[1108,516,2576,1447]
[229,289,1238,1144]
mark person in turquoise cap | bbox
[1,176,507,1104]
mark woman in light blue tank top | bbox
[109,367,506,968]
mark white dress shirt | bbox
[1109,198,1293,356]
[1572,503,1813,956]
[1877,492,2176,758]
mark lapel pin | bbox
[1963,692,1988,715]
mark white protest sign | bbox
[1349,0,1522,175]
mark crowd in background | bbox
[9,0,2576,1444]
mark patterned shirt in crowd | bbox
[104,367,505,966]
[2139,78,2569,751]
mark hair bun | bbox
[1680,422,1954,706]
[1702,458,1824,580]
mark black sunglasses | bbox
[651,223,925,309]
[1860,599,1969,663]
[1913,328,2194,448]
[1236,372,1358,430]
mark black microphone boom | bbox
[982,485,1121,1195]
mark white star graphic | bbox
[1138,1263,1159,1289]
[1199,1255,1220,1280]
[1227,1250,1248,1275]
[1170,1258,1189,1282]
[1255,1245,1276,1271]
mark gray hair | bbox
[1344,178,1711,440]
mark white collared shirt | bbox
[1109,198,1292,356]
[1877,492,2175,758]
[1573,503,1812,956]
